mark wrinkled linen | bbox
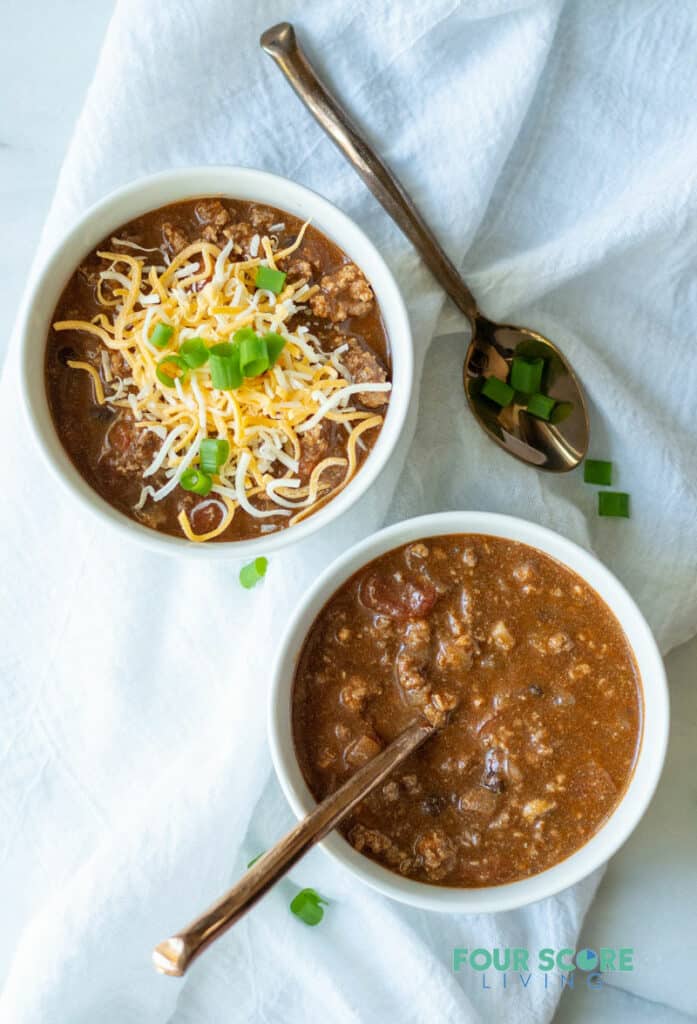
[1,1,696,1021]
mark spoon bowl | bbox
[465,316,588,470]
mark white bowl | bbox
[269,511,669,912]
[19,166,412,559]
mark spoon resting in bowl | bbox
[260,22,589,472]
[152,718,436,977]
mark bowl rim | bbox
[18,165,413,560]
[268,510,669,913]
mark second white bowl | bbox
[269,511,669,913]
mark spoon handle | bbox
[260,22,479,324]
[152,719,434,977]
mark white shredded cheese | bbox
[296,382,392,434]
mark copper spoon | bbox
[152,719,435,976]
[261,22,589,472]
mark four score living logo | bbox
[452,947,634,991]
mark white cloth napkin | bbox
[2,1,696,1021]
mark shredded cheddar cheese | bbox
[53,222,391,542]
[66,360,106,405]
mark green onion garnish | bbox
[584,459,613,486]
[239,335,269,377]
[510,356,544,394]
[209,342,242,390]
[180,337,210,369]
[289,888,328,926]
[156,355,189,388]
[526,392,556,420]
[247,853,264,869]
[239,556,269,589]
[233,327,258,346]
[264,331,286,366]
[150,322,174,349]
[481,376,514,407]
[598,491,630,518]
[255,265,287,294]
[199,438,230,474]
[180,468,213,496]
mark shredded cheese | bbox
[55,218,390,542]
[178,494,237,542]
[66,360,106,405]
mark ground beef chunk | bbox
[405,542,430,566]
[382,781,400,802]
[401,774,422,795]
[396,620,431,704]
[162,222,189,257]
[490,620,515,652]
[222,206,275,256]
[340,675,380,712]
[103,416,159,475]
[309,263,375,322]
[423,690,459,727]
[196,198,230,229]
[278,238,323,287]
[284,257,315,286]
[338,334,388,408]
[414,829,456,880]
[221,222,257,255]
[297,423,330,482]
[436,634,475,674]
[108,350,130,379]
[521,797,557,822]
[349,825,405,867]
[248,206,276,230]
[196,199,231,243]
[345,734,383,766]
[547,631,574,654]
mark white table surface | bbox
[1,4,695,1022]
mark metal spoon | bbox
[152,718,435,976]
[261,23,589,472]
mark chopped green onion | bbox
[156,355,189,388]
[549,400,574,425]
[264,331,286,366]
[233,327,258,346]
[481,376,514,407]
[255,265,287,294]
[584,459,613,486]
[239,556,269,590]
[526,392,556,420]
[180,468,213,496]
[247,853,264,869]
[199,438,230,474]
[180,337,210,368]
[150,322,174,349]
[289,888,328,926]
[209,342,242,390]
[510,356,544,394]
[239,335,269,377]
[598,491,630,518]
